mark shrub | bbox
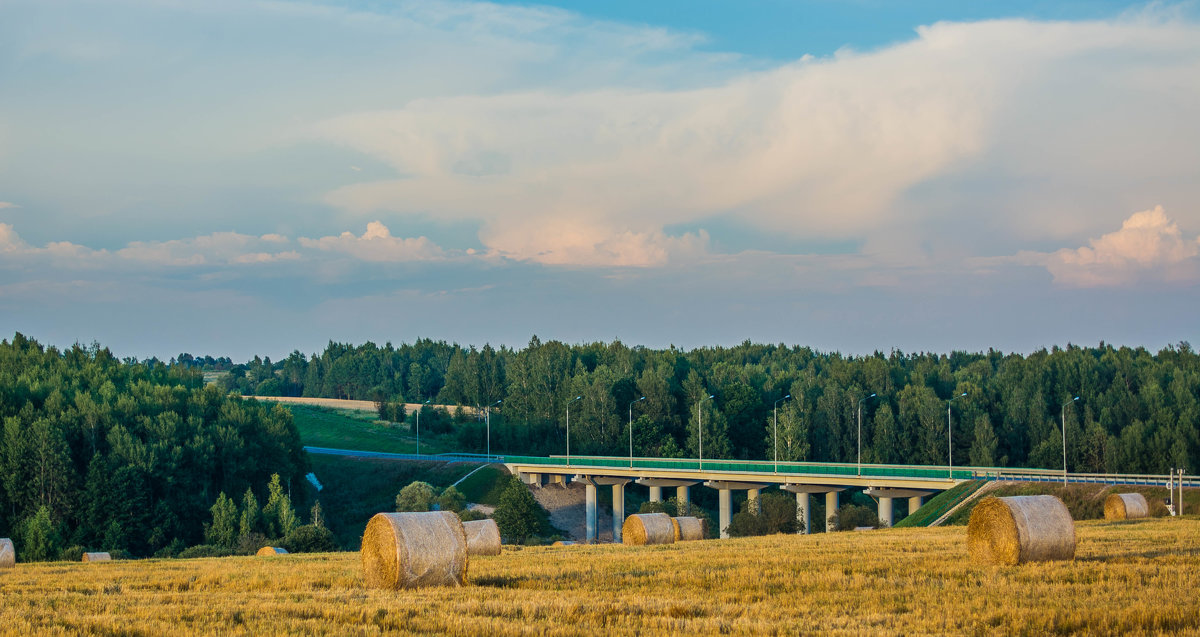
[437,486,466,513]
[493,476,543,544]
[831,504,883,531]
[395,481,437,512]
[283,524,338,553]
[178,544,236,559]
[56,545,86,562]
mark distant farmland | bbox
[2,518,1197,635]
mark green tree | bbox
[239,488,261,540]
[21,505,61,562]
[436,486,466,513]
[262,473,299,538]
[969,414,999,467]
[493,477,542,544]
[395,481,437,512]
[206,492,238,548]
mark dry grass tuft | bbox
[1105,493,1150,520]
[622,513,675,546]
[968,495,1075,565]
[361,511,468,589]
[463,519,502,556]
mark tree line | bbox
[0,333,307,558]
[206,335,1198,475]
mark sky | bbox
[2,0,1199,361]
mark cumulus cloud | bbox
[315,16,1200,267]
[298,221,444,262]
[481,218,709,266]
[1013,206,1200,286]
[0,202,18,210]
[0,225,300,268]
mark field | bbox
[286,404,456,455]
[2,517,1197,635]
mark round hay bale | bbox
[463,519,501,556]
[256,546,289,556]
[0,538,14,568]
[671,516,706,542]
[361,511,468,589]
[1104,493,1149,520]
[967,495,1075,566]
[551,541,577,546]
[622,512,675,546]
[82,552,111,562]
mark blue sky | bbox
[2,0,1199,360]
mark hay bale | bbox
[0,538,13,568]
[671,516,706,542]
[82,552,111,562]
[967,495,1075,566]
[463,519,501,556]
[361,511,468,589]
[622,513,675,546]
[551,541,577,546]
[256,546,289,556]
[1104,493,1149,520]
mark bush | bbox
[457,509,487,522]
[283,524,338,553]
[436,486,466,513]
[830,504,883,531]
[234,532,270,555]
[395,481,437,512]
[57,545,86,562]
[493,476,544,544]
[178,544,236,559]
[153,539,186,559]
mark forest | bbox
[0,333,307,557]
[210,335,1199,475]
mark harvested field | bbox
[0,518,1197,634]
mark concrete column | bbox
[748,488,761,514]
[908,496,923,517]
[718,489,733,539]
[549,474,566,486]
[677,485,690,507]
[797,492,810,534]
[825,491,838,532]
[878,497,893,528]
[612,483,625,543]
[649,486,663,502]
[525,473,542,486]
[585,483,597,543]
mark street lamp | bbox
[773,394,791,473]
[857,393,876,476]
[1061,396,1080,485]
[698,394,714,470]
[629,396,646,468]
[948,392,966,479]
[415,398,430,455]
[566,395,582,466]
[485,400,501,460]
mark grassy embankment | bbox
[2,517,1197,635]
[286,403,459,455]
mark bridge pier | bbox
[612,483,625,542]
[635,478,699,513]
[677,486,689,508]
[878,497,893,527]
[780,484,846,534]
[549,474,566,486]
[908,496,923,515]
[585,483,597,542]
[705,480,769,539]
[748,488,761,515]
[825,492,838,532]
[522,472,542,487]
[574,475,631,542]
[649,486,663,502]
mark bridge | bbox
[499,454,1198,541]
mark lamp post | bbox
[857,393,876,477]
[948,392,966,479]
[1061,396,1079,486]
[698,394,714,470]
[629,396,646,468]
[415,398,430,455]
[773,394,791,473]
[485,399,501,460]
[566,395,582,467]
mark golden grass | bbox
[0,518,1198,635]
[1105,493,1150,520]
[622,513,674,546]
[968,495,1076,565]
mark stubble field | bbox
[1,517,1197,636]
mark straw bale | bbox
[0,538,13,568]
[671,516,706,542]
[622,513,675,546]
[967,495,1075,565]
[361,511,468,589]
[82,552,111,562]
[551,541,577,546]
[256,546,289,556]
[463,519,501,556]
[1104,493,1149,520]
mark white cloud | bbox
[314,16,1200,267]
[1012,206,1200,286]
[0,202,18,210]
[116,232,301,266]
[298,221,444,262]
